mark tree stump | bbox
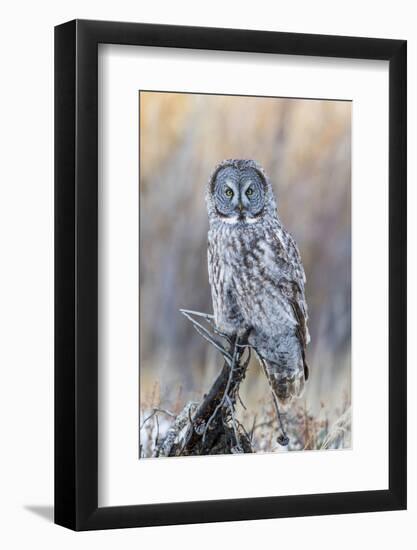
[157,328,253,456]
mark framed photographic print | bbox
[55,19,407,530]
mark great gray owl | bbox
[206,159,310,406]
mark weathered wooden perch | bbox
[153,309,286,457]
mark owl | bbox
[206,159,310,406]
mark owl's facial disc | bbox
[213,166,266,223]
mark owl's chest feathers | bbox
[209,219,282,334]
[209,219,278,280]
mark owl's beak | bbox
[237,201,245,220]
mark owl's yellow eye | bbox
[246,187,254,197]
[225,187,234,198]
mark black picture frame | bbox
[55,19,407,531]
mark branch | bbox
[155,309,289,456]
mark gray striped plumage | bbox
[206,159,310,406]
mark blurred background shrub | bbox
[139,91,351,447]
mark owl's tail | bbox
[260,356,308,408]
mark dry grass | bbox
[139,381,351,458]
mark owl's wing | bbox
[279,230,310,346]
[257,228,310,378]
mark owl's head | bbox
[206,159,276,224]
